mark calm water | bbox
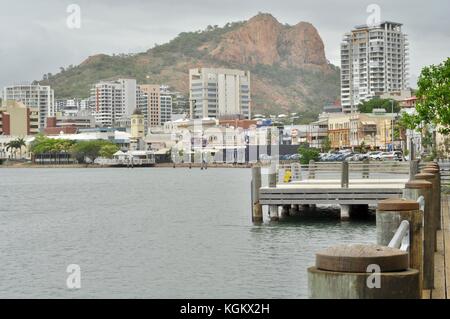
[0,168,376,298]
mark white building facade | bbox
[340,21,409,113]
[2,84,55,129]
[90,79,144,127]
[189,68,251,120]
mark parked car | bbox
[368,151,383,160]
[380,151,404,161]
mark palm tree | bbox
[5,138,27,159]
[15,138,26,159]
[5,141,17,159]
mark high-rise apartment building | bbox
[160,86,173,125]
[2,84,55,129]
[139,84,173,128]
[90,79,143,127]
[55,98,90,115]
[340,21,409,113]
[189,68,251,119]
[139,84,161,127]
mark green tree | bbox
[321,137,331,152]
[99,144,119,159]
[298,143,320,164]
[5,138,27,159]
[401,58,450,134]
[358,98,400,113]
[71,140,116,163]
[5,141,18,158]
[30,135,75,155]
[15,138,26,158]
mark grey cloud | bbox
[0,0,449,90]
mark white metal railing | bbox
[274,161,410,184]
[388,195,425,252]
[417,195,425,212]
[388,220,410,252]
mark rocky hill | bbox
[37,13,340,121]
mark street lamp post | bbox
[391,99,395,151]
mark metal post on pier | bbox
[268,162,279,221]
[362,159,369,179]
[251,166,263,223]
[341,161,349,188]
[308,160,316,180]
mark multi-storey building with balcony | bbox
[340,21,409,113]
[90,79,144,127]
[139,84,174,129]
[189,68,251,120]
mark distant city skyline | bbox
[1,0,449,90]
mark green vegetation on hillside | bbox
[35,17,340,118]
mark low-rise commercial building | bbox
[0,101,39,136]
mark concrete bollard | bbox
[251,166,263,223]
[308,244,420,299]
[402,180,433,290]
[422,166,441,230]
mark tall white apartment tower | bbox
[340,21,409,113]
[189,68,251,119]
[3,84,55,129]
[91,79,140,127]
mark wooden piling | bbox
[409,160,420,181]
[251,166,263,223]
[308,244,420,299]
[423,166,441,230]
[415,172,436,289]
[281,205,291,218]
[268,163,279,221]
[421,168,440,251]
[402,180,433,291]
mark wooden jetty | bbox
[252,161,416,221]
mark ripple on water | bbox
[0,168,376,298]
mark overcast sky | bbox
[0,0,449,90]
